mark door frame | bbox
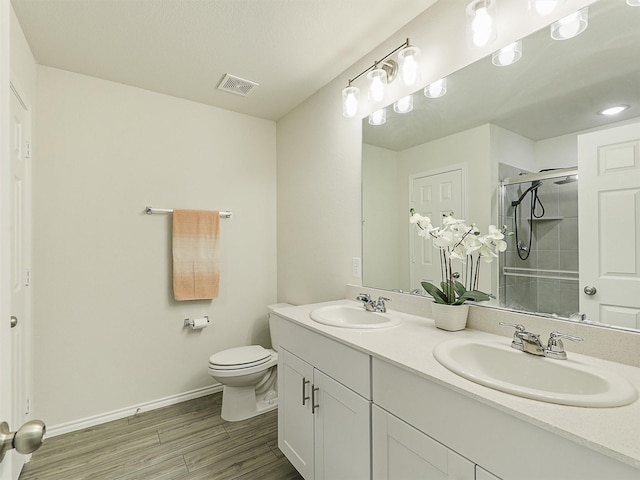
[1,0,15,476]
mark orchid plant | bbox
[410,209,509,305]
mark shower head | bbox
[554,175,578,185]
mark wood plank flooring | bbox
[19,392,303,480]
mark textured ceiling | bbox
[11,0,438,121]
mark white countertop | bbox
[273,299,640,470]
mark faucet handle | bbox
[499,322,526,350]
[376,297,391,312]
[499,322,526,334]
[546,332,583,360]
[356,293,371,302]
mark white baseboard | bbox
[46,384,223,438]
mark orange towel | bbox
[172,209,220,301]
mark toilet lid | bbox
[209,345,272,369]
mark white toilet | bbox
[208,303,289,421]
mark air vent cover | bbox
[217,74,259,97]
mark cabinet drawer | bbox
[277,316,371,399]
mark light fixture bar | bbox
[346,39,411,88]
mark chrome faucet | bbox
[356,293,391,313]
[499,322,583,360]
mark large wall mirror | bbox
[362,0,640,333]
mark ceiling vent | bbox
[217,74,259,97]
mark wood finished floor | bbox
[19,392,303,480]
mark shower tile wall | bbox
[499,163,579,317]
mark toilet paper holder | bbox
[184,316,209,328]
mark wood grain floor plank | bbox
[19,392,302,480]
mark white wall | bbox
[276,0,597,306]
[34,67,276,428]
[362,143,400,290]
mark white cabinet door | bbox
[476,466,502,480]
[373,405,474,480]
[279,348,315,480]
[314,369,371,480]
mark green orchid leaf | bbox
[421,281,449,304]
[459,290,491,302]
[454,280,467,296]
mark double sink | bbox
[309,303,638,408]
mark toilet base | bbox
[221,385,278,422]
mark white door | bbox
[313,370,370,480]
[7,84,32,479]
[278,349,314,480]
[578,121,640,328]
[372,406,474,480]
[409,167,464,292]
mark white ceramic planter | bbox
[430,303,469,331]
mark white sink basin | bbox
[309,305,401,329]
[433,339,638,407]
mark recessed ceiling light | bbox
[598,105,630,116]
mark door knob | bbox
[583,286,597,296]
[0,420,46,463]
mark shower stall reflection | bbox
[499,165,579,317]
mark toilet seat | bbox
[209,345,275,372]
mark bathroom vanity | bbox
[274,300,640,480]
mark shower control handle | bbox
[584,286,597,296]
[302,378,310,406]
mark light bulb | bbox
[393,95,414,114]
[398,46,421,87]
[627,0,640,6]
[424,78,447,99]
[551,8,588,40]
[529,0,565,16]
[367,68,387,103]
[492,40,522,67]
[368,108,386,126]
[342,86,359,118]
[466,0,497,48]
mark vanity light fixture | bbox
[393,95,414,114]
[398,46,421,87]
[342,85,360,118]
[550,7,588,40]
[627,0,640,6]
[368,108,387,126]
[367,66,389,103]
[466,0,498,48]
[492,40,522,66]
[424,77,447,99]
[598,105,630,116]
[528,0,566,16]
[341,39,420,118]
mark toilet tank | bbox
[267,303,293,352]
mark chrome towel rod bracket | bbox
[145,206,232,218]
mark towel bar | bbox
[145,206,232,218]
